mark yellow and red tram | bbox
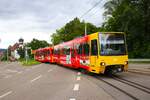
[35,32,128,74]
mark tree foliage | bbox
[27,38,49,50]
[103,0,150,58]
[51,18,99,45]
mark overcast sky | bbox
[0,0,106,49]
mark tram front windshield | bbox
[99,33,126,56]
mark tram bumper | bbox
[105,65,124,74]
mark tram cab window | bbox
[91,39,98,55]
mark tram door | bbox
[90,39,98,67]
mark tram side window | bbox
[51,49,54,55]
[78,44,82,55]
[66,48,70,55]
[54,49,57,55]
[84,43,89,56]
[91,39,98,55]
[60,49,62,55]
[57,49,60,55]
[71,48,75,57]
[47,50,50,55]
[62,48,66,55]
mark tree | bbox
[51,17,99,45]
[103,0,150,58]
[26,39,50,50]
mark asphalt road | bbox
[0,62,150,100]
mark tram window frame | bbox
[91,39,98,55]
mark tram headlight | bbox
[124,61,128,65]
[100,62,105,66]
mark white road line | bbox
[70,98,76,100]
[30,75,42,83]
[18,71,23,74]
[73,84,79,91]
[0,91,12,99]
[7,69,19,73]
[48,69,52,72]
[77,72,81,75]
[77,76,81,81]
[4,75,12,78]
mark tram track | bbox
[112,75,150,94]
[93,73,150,100]
[128,70,150,76]
[95,76,139,100]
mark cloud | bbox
[0,0,106,48]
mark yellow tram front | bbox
[89,32,128,74]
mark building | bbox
[9,38,24,61]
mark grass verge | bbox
[21,59,41,66]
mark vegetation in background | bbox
[103,0,150,58]
[1,50,7,61]
[26,38,50,50]
[19,38,50,59]
[51,18,101,45]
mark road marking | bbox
[0,91,12,99]
[4,75,12,78]
[18,71,23,74]
[48,69,52,72]
[77,72,81,75]
[73,84,79,91]
[7,69,19,73]
[30,75,42,83]
[70,98,76,100]
[77,76,81,81]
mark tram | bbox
[35,47,54,63]
[35,32,128,74]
